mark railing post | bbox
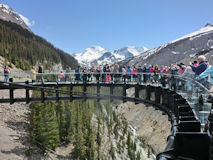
[123,82,127,103]
[83,80,87,101]
[56,82,59,102]
[70,82,73,102]
[9,78,14,104]
[25,80,30,104]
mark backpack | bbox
[38,66,42,73]
[5,68,9,73]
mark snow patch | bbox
[2,8,9,14]
[0,3,10,10]
[172,25,213,43]
[171,51,180,54]
[190,53,196,58]
[0,2,35,27]
[18,14,35,26]
[207,39,213,47]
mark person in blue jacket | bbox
[126,66,132,82]
[190,55,207,76]
[3,66,9,82]
[196,65,213,92]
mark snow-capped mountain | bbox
[74,46,108,66]
[114,46,148,58]
[120,23,213,66]
[74,46,148,67]
[0,2,33,30]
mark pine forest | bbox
[0,19,78,70]
[29,87,152,160]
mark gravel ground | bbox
[0,89,30,160]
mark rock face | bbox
[120,23,213,66]
[0,2,31,30]
[117,101,171,154]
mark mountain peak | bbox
[0,2,32,30]
[0,3,12,11]
[205,22,213,27]
[87,46,105,51]
[74,46,148,67]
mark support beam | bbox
[162,89,169,107]
[146,85,151,101]
[123,82,127,103]
[41,82,45,103]
[83,81,87,96]
[9,78,14,104]
[56,82,59,102]
[155,86,161,104]
[70,83,73,102]
[135,84,139,104]
[97,82,100,102]
[25,81,30,104]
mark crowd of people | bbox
[2,55,213,93]
[71,55,212,92]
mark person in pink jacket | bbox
[59,71,64,82]
[132,66,138,82]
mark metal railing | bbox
[0,71,212,159]
[1,71,212,126]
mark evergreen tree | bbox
[67,101,76,140]
[56,101,68,141]
[127,131,131,149]
[30,100,60,150]
[73,102,86,159]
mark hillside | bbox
[0,19,78,70]
[120,23,213,66]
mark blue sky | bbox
[1,0,213,54]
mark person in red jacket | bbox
[132,66,138,82]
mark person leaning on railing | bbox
[31,67,36,83]
[37,64,43,82]
[189,55,207,76]
[122,66,126,82]
[196,65,213,93]
[3,66,9,82]
[182,65,195,94]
